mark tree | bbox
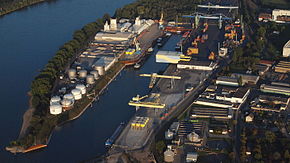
[254,153,262,160]
[155,140,166,154]
[273,152,281,160]
[238,76,243,86]
[265,131,276,144]
[284,150,290,160]
[257,26,266,38]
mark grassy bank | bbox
[0,0,47,16]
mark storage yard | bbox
[106,17,235,159]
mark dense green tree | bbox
[155,140,166,154]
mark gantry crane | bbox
[140,73,182,89]
[183,13,232,29]
[128,94,166,111]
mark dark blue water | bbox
[0,0,138,162]
[0,1,181,162]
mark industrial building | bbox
[94,32,133,42]
[258,13,272,22]
[92,56,117,71]
[156,50,183,64]
[283,40,290,57]
[272,9,290,22]
[255,64,269,76]
[275,61,290,73]
[186,152,198,162]
[193,98,233,108]
[191,107,233,119]
[196,85,250,110]
[251,95,290,112]
[216,76,239,87]
[230,73,260,85]
[132,17,155,34]
[96,16,154,42]
[177,120,205,147]
[260,84,290,95]
[208,120,231,136]
[177,60,217,71]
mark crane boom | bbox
[139,73,181,79]
[197,4,238,9]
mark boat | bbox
[165,32,172,37]
[120,50,143,66]
[134,63,141,69]
[105,122,125,147]
[148,47,154,53]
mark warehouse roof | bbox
[217,76,238,83]
[232,88,249,98]
[284,40,290,48]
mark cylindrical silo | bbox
[90,70,99,80]
[79,70,87,78]
[86,75,95,84]
[165,130,174,140]
[50,96,61,105]
[95,66,105,76]
[63,93,74,101]
[71,89,82,100]
[61,99,73,111]
[50,104,62,115]
[76,84,86,94]
[164,150,174,162]
[68,69,77,79]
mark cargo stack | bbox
[131,116,149,130]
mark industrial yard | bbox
[48,17,161,117]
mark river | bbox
[0,0,175,162]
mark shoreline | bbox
[6,62,126,154]
[47,63,126,144]
[0,0,46,17]
[7,18,160,154]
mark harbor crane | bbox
[128,94,166,111]
[197,3,239,10]
[133,37,141,51]
[182,13,232,29]
[139,73,182,89]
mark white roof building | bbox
[272,9,290,21]
[283,40,290,57]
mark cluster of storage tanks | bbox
[67,66,105,85]
[50,66,106,115]
[49,84,87,115]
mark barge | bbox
[105,122,125,147]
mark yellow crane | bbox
[128,94,166,110]
[139,73,182,88]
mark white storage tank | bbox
[79,70,87,78]
[164,150,174,162]
[50,96,61,105]
[187,132,200,143]
[95,66,105,76]
[165,130,174,140]
[71,89,82,100]
[90,70,99,80]
[86,75,95,84]
[76,84,86,94]
[68,69,77,79]
[50,104,62,115]
[61,99,73,111]
[63,93,74,101]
